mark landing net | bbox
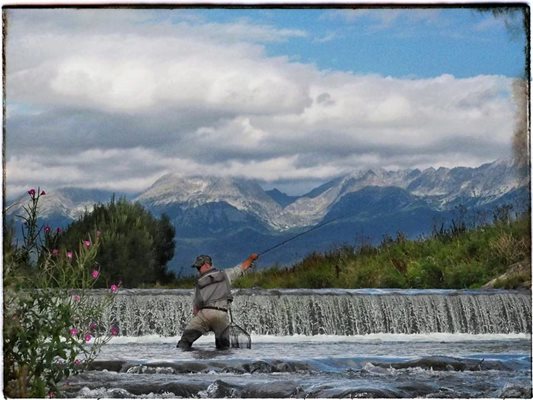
[228,322,252,349]
[227,309,251,349]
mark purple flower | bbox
[89,322,97,331]
[91,270,100,280]
[51,249,59,257]
[83,240,91,248]
[56,227,62,234]
[110,325,119,336]
[110,284,119,293]
[66,251,73,260]
[84,333,92,343]
[27,188,36,198]
[72,295,81,302]
[69,327,79,336]
[44,225,51,234]
[74,359,82,366]
[40,190,46,196]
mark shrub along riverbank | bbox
[231,213,531,290]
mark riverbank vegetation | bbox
[232,209,531,290]
[3,189,119,397]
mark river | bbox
[61,288,532,398]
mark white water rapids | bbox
[63,289,531,398]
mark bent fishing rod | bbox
[257,216,341,257]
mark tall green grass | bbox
[233,213,531,289]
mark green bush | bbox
[57,198,176,287]
[300,267,334,288]
[443,261,486,288]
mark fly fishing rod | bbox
[257,216,341,257]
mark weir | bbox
[91,289,531,336]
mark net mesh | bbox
[228,322,251,349]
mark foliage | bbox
[4,188,119,398]
[231,208,531,290]
[56,197,177,288]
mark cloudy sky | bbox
[4,6,527,196]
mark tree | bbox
[57,197,176,287]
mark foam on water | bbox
[106,332,531,345]
[66,337,533,399]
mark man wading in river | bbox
[177,253,259,351]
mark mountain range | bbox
[6,159,529,276]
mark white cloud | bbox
[5,9,517,196]
[7,9,312,115]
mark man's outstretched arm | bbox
[225,253,259,283]
[240,253,259,271]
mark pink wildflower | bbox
[69,327,79,336]
[72,294,81,302]
[51,249,59,256]
[83,240,91,248]
[74,359,82,366]
[44,225,51,233]
[48,391,56,398]
[110,325,119,336]
[91,270,100,279]
[84,333,92,343]
[89,322,98,331]
[56,227,62,234]
[41,190,46,196]
[110,284,119,293]
[27,188,36,198]
[66,251,73,260]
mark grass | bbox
[230,213,531,290]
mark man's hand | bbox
[241,253,259,270]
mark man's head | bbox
[191,255,213,273]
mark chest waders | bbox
[177,269,233,351]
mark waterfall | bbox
[90,288,531,336]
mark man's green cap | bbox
[191,255,212,268]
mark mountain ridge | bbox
[6,159,528,274]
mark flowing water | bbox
[62,289,532,398]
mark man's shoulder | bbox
[196,268,226,286]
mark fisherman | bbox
[177,253,259,351]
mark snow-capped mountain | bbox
[277,159,525,228]
[406,160,525,203]
[6,188,116,224]
[135,174,285,229]
[7,159,525,232]
[5,159,528,273]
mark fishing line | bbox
[258,216,341,256]
[250,216,342,287]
